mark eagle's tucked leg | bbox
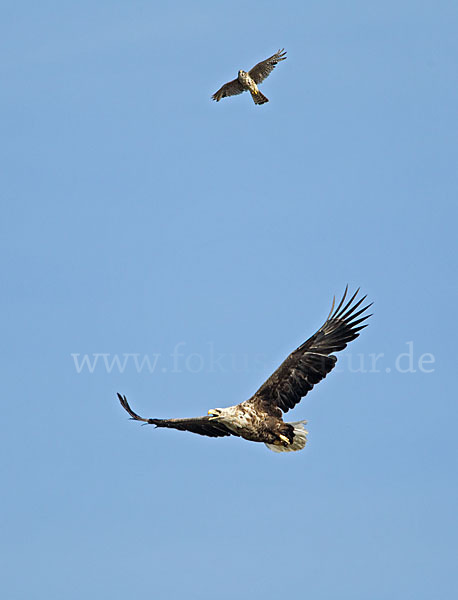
[265,421,308,453]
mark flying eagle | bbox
[118,288,372,453]
[212,49,287,105]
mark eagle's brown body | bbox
[208,403,290,443]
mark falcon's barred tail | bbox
[251,90,269,105]
[265,421,308,453]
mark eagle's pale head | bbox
[208,408,222,420]
[238,70,246,77]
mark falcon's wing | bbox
[248,49,287,84]
[212,78,245,102]
[118,394,236,438]
[248,288,372,413]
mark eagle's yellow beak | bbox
[208,409,219,420]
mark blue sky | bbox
[2,1,457,598]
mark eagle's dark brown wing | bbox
[248,48,287,84]
[247,288,372,413]
[117,394,236,438]
[212,78,245,102]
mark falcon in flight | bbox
[118,287,372,453]
[212,48,287,105]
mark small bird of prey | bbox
[118,288,372,453]
[212,48,287,105]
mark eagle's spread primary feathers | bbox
[118,287,372,453]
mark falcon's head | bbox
[238,70,246,77]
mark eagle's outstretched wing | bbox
[212,78,245,102]
[248,288,372,413]
[249,48,287,84]
[117,394,236,438]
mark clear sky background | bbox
[2,2,457,599]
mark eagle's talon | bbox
[279,434,290,445]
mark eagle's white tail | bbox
[265,421,308,453]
